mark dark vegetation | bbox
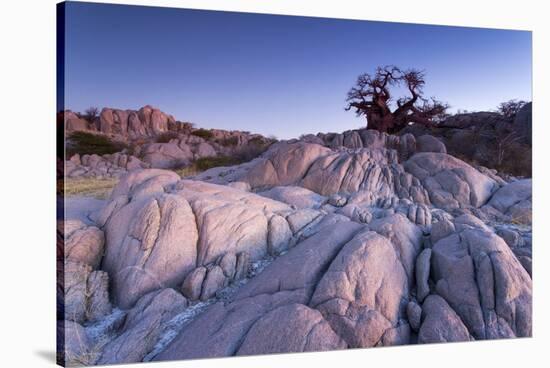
[248,136,267,146]
[84,106,99,122]
[66,131,128,157]
[194,156,241,171]
[169,121,195,134]
[443,127,531,177]
[216,136,239,147]
[346,65,449,133]
[498,99,527,118]
[401,99,532,177]
[155,131,180,143]
[181,138,274,173]
[191,128,214,140]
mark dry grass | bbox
[63,178,119,199]
[172,166,200,178]
[170,155,245,178]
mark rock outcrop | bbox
[62,220,112,325]
[66,152,149,179]
[430,215,532,339]
[484,179,532,224]
[197,140,501,215]
[155,222,363,360]
[98,289,188,365]
[59,108,531,364]
[418,295,471,343]
[64,106,276,175]
[65,106,176,139]
[95,169,342,308]
[404,152,498,210]
[310,230,410,348]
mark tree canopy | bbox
[345,66,449,133]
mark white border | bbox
[0,1,548,367]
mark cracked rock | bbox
[418,295,471,343]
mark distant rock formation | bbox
[63,106,275,176]
[64,105,177,139]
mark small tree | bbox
[497,99,527,118]
[84,106,99,122]
[345,65,449,133]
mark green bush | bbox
[155,131,180,143]
[191,129,214,140]
[247,136,266,146]
[217,136,239,147]
[194,156,240,171]
[66,132,128,156]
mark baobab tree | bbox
[345,65,449,133]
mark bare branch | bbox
[345,65,448,133]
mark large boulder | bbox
[99,170,297,308]
[173,180,291,266]
[194,142,217,158]
[416,135,447,154]
[64,224,104,269]
[64,261,111,323]
[486,179,532,224]
[141,142,193,169]
[155,222,363,361]
[301,149,400,196]
[418,295,471,343]
[321,129,417,160]
[368,213,423,286]
[233,221,363,301]
[66,117,90,132]
[99,108,115,134]
[236,304,346,355]
[310,230,410,348]
[101,192,198,309]
[244,142,332,189]
[98,289,187,364]
[404,152,498,210]
[430,215,532,339]
[150,107,169,134]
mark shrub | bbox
[176,121,195,131]
[494,141,532,177]
[247,136,266,146]
[155,131,180,143]
[66,132,128,157]
[497,99,527,119]
[194,156,241,171]
[217,136,239,147]
[84,106,99,122]
[191,128,214,140]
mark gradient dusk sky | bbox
[62,2,532,139]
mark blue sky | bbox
[62,2,532,139]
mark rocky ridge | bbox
[63,106,274,178]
